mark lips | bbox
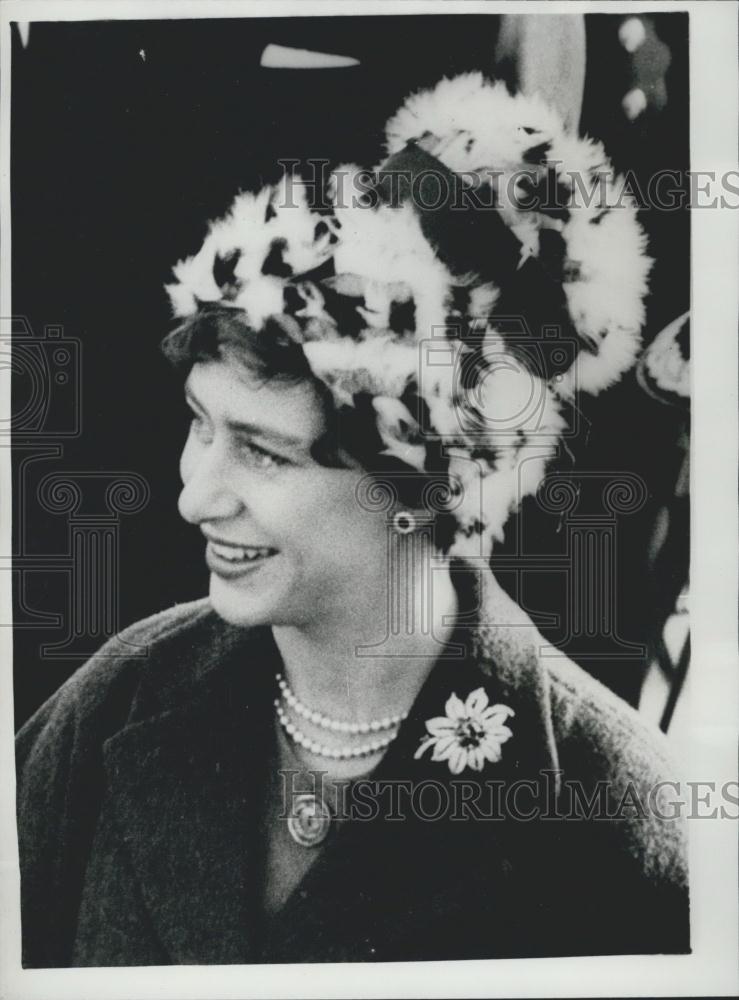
[210,542,275,562]
[204,537,278,579]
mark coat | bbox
[16,571,690,967]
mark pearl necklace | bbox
[275,673,409,733]
[275,701,400,760]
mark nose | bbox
[177,439,245,526]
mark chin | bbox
[208,575,278,628]
[208,572,309,629]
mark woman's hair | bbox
[161,304,458,551]
[161,303,312,385]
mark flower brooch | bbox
[414,688,514,774]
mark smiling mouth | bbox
[205,540,279,578]
[209,541,277,563]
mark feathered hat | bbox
[165,73,652,559]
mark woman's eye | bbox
[185,408,289,471]
[238,440,289,471]
[189,414,212,443]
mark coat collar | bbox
[102,564,561,963]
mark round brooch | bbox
[287,793,332,847]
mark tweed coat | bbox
[16,571,690,967]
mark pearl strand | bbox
[275,701,399,760]
[275,673,409,734]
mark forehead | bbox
[184,360,326,445]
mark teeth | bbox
[211,542,273,562]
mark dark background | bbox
[11,13,690,727]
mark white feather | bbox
[302,335,418,404]
[332,201,453,339]
[386,74,561,173]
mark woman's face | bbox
[178,358,391,628]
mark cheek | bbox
[245,471,385,560]
[253,477,347,547]
[288,482,385,553]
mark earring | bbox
[392,510,416,534]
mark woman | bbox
[16,75,689,966]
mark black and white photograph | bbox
[1,1,737,997]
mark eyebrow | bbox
[184,385,309,450]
